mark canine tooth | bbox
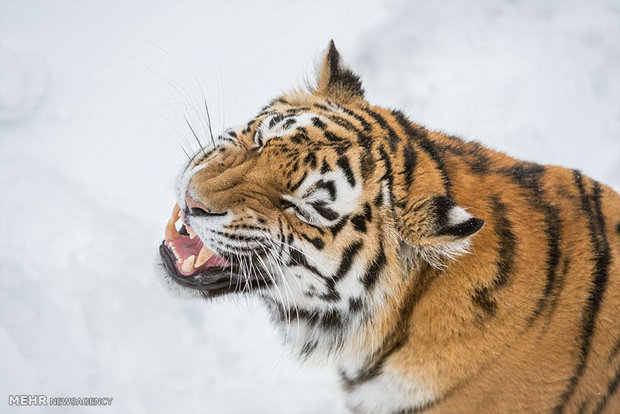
[188,229,197,239]
[182,255,195,272]
[195,245,214,267]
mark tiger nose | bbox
[185,193,211,216]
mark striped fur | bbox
[169,41,620,413]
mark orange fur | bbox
[167,42,620,413]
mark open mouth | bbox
[160,203,269,296]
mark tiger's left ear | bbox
[315,40,365,103]
[398,195,485,267]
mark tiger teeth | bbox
[195,245,214,268]
[188,229,197,239]
[167,242,182,263]
[182,255,195,273]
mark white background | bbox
[1,1,618,413]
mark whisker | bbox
[184,115,207,157]
[204,98,216,149]
[259,244,302,339]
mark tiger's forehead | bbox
[252,112,324,149]
[232,99,363,152]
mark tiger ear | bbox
[398,195,485,267]
[315,40,365,102]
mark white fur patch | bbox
[254,113,322,149]
[448,205,472,226]
[414,239,472,269]
[284,170,361,226]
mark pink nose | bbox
[185,193,209,215]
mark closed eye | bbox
[282,195,339,227]
[280,200,295,210]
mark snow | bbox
[0,1,618,413]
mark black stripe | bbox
[285,106,312,114]
[378,144,395,209]
[357,131,376,181]
[327,114,359,132]
[282,118,296,129]
[330,215,349,237]
[272,304,319,327]
[374,188,384,206]
[336,155,356,187]
[289,171,307,192]
[392,110,452,198]
[362,107,401,152]
[303,152,317,169]
[311,116,327,130]
[350,203,371,233]
[320,241,364,301]
[435,139,492,175]
[364,203,372,221]
[592,364,620,414]
[500,164,562,325]
[555,173,611,412]
[401,142,417,191]
[225,223,269,232]
[361,244,387,290]
[301,233,324,250]
[471,289,497,316]
[348,297,364,313]
[315,179,337,201]
[320,308,346,331]
[342,106,372,133]
[341,332,406,391]
[609,334,620,363]
[288,248,325,279]
[320,158,331,174]
[350,214,367,233]
[310,202,339,221]
[324,130,346,143]
[343,265,434,391]
[212,230,265,243]
[269,114,284,128]
[544,256,572,326]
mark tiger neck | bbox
[262,256,428,368]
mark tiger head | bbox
[160,41,484,356]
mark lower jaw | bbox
[159,242,271,297]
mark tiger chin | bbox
[159,41,620,413]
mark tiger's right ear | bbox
[314,40,365,103]
[397,195,485,267]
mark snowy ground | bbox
[0,1,618,413]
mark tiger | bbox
[159,41,620,413]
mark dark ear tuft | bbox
[398,195,485,267]
[316,40,364,101]
[432,195,485,238]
